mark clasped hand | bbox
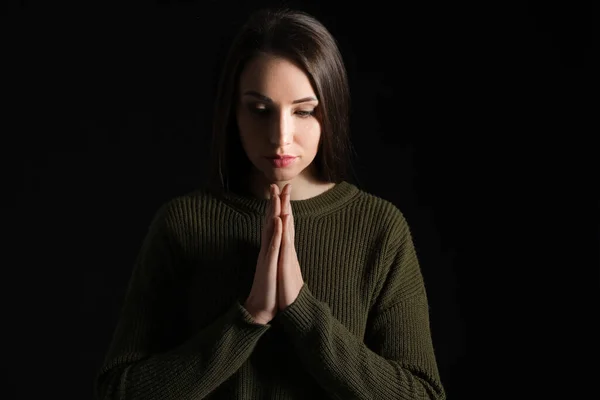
[244,183,305,325]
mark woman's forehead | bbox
[238,54,316,103]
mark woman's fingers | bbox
[272,184,281,217]
[270,216,282,259]
[246,184,283,325]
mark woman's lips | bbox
[265,156,297,168]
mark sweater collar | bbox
[217,181,359,218]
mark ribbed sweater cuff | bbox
[277,284,319,338]
[235,301,273,329]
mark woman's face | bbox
[236,53,321,185]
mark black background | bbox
[5,0,597,399]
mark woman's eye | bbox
[250,107,269,116]
[247,106,314,118]
[296,110,315,118]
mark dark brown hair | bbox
[204,7,360,196]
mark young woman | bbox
[95,7,446,400]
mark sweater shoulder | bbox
[153,189,221,222]
[352,188,411,233]
[349,189,416,267]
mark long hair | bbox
[204,7,361,196]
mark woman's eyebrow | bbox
[243,90,318,104]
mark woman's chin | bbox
[262,167,299,181]
[267,174,294,185]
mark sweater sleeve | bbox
[94,202,271,400]
[276,219,445,400]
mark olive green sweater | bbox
[94,181,445,399]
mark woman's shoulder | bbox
[149,189,220,226]
[351,186,410,232]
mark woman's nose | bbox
[269,112,293,146]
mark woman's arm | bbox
[276,221,445,400]
[94,202,270,400]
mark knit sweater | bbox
[94,181,445,400]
